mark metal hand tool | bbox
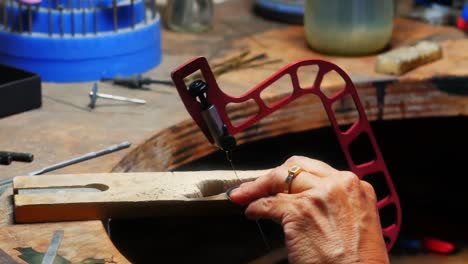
[112,0,117,31]
[88,82,146,109]
[8,0,13,31]
[130,0,134,28]
[48,0,52,36]
[0,151,34,165]
[2,0,7,29]
[171,57,402,251]
[100,74,173,89]
[69,0,74,36]
[58,5,64,36]
[41,230,64,264]
[0,155,12,165]
[27,3,31,34]
[0,141,131,187]
[81,0,86,35]
[92,0,97,34]
[151,0,155,19]
[18,3,23,32]
[143,0,146,23]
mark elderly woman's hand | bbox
[229,156,389,264]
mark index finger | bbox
[229,156,340,205]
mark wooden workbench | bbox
[1,0,468,263]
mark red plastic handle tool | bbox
[171,57,401,251]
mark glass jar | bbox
[164,0,214,33]
[304,0,394,56]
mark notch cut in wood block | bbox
[375,41,442,75]
[13,170,267,223]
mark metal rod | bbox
[27,4,31,34]
[69,0,74,36]
[18,3,23,32]
[41,230,64,264]
[143,0,146,23]
[81,0,86,35]
[9,0,13,32]
[91,92,146,104]
[93,0,97,34]
[0,141,131,186]
[130,0,134,28]
[48,0,52,36]
[58,5,63,36]
[31,141,131,176]
[2,0,6,29]
[112,0,117,31]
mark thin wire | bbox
[255,220,271,251]
[226,151,240,185]
[226,150,271,252]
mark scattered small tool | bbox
[47,0,52,36]
[0,151,34,165]
[41,230,64,264]
[82,0,86,35]
[150,0,155,19]
[69,0,75,36]
[0,155,11,165]
[143,0,147,23]
[2,0,7,29]
[185,50,282,84]
[93,0,97,34]
[130,0,134,28]
[9,0,13,32]
[101,74,173,89]
[58,5,64,36]
[0,141,131,188]
[18,3,23,32]
[112,0,117,31]
[88,82,146,109]
[27,3,32,34]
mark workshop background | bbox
[1,0,468,263]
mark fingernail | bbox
[226,186,240,200]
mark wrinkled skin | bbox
[230,156,389,264]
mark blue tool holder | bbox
[0,0,161,82]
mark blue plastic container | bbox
[0,0,161,82]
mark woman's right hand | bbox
[230,156,389,264]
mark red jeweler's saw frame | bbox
[171,56,401,251]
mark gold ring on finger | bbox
[284,165,303,194]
